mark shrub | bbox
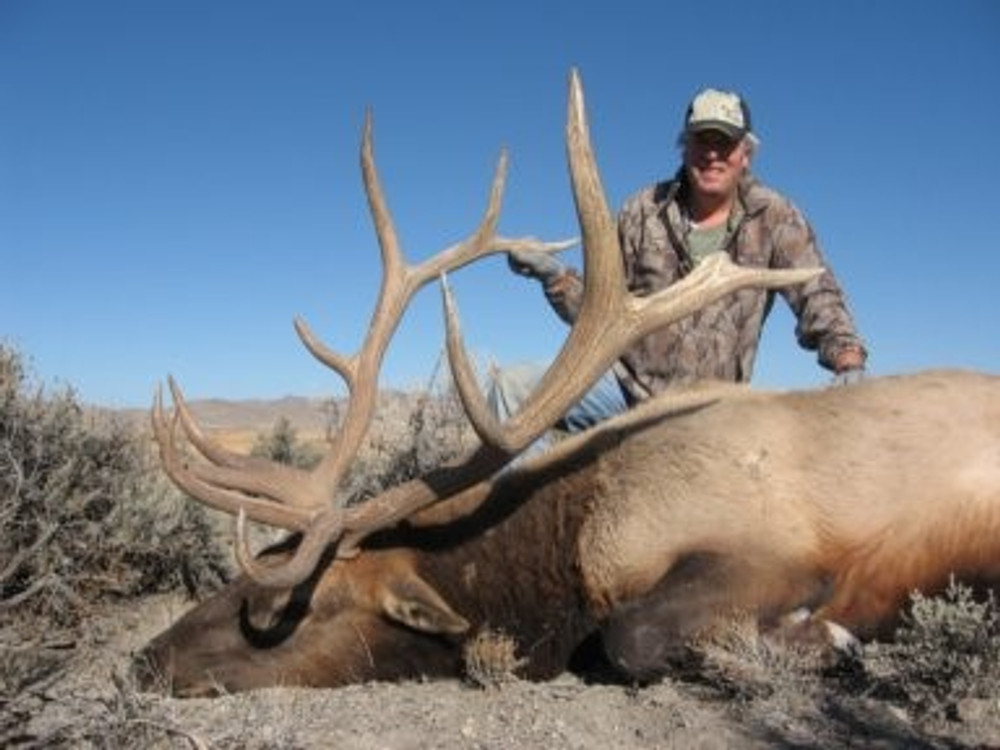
[251,416,322,469]
[0,344,228,629]
[341,382,478,505]
[868,577,1000,720]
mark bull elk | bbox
[136,70,1000,696]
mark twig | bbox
[1,523,58,586]
[126,719,210,750]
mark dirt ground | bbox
[5,592,1000,750]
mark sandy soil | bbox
[5,592,1000,749]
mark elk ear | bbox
[380,574,470,635]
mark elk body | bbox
[141,371,1000,694]
[137,72,1000,695]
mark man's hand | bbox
[832,369,865,387]
[507,250,566,283]
[831,346,866,386]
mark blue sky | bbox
[2,1,998,407]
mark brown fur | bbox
[136,369,1000,694]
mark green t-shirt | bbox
[686,221,729,265]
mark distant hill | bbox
[106,390,429,453]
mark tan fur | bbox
[577,370,1000,634]
[137,369,1000,693]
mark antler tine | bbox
[296,109,405,494]
[407,149,506,283]
[300,114,509,498]
[625,253,822,340]
[233,506,349,589]
[154,376,348,586]
[167,377,286,476]
[446,68,822,454]
[151,386,314,530]
[293,317,354,384]
[440,273,498,442]
[165,376,333,508]
[151,103,578,588]
[444,68,626,453]
[362,108,406,282]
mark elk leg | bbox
[600,550,832,684]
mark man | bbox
[495,87,866,430]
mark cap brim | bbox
[687,120,746,140]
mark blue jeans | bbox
[485,362,628,459]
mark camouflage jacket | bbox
[545,171,867,404]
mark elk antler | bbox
[154,69,821,589]
[324,69,822,550]
[443,70,821,453]
[152,110,574,588]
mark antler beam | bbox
[154,68,820,589]
[152,107,573,587]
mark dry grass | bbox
[694,614,826,698]
[463,629,529,689]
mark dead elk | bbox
[135,72,1000,696]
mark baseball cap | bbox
[685,89,752,140]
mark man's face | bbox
[683,129,750,201]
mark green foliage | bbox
[251,416,321,468]
[0,344,228,629]
[870,577,1000,720]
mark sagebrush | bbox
[866,577,1000,721]
[0,344,228,631]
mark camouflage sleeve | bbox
[616,192,645,295]
[769,200,868,371]
[542,269,584,324]
[544,191,647,325]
